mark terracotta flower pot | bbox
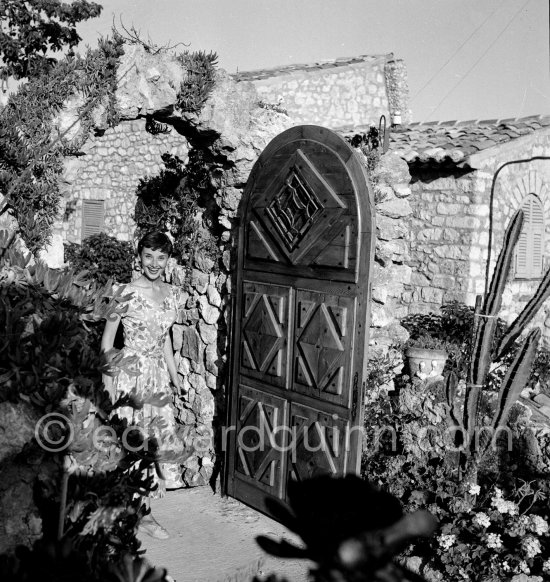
[405,347,448,381]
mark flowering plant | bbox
[411,482,550,581]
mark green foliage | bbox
[133,150,221,274]
[405,333,452,352]
[365,347,403,392]
[401,301,508,378]
[362,376,550,581]
[528,346,550,397]
[0,540,169,582]
[0,0,102,80]
[401,301,483,346]
[176,50,218,114]
[65,233,134,286]
[0,241,169,570]
[0,35,124,254]
[411,482,550,581]
[255,475,437,582]
[455,209,550,475]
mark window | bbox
[515,194,544,279]
[81,200,105,242]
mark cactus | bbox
[445,209,550,477]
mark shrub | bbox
[411,482,550,581]
[0,242,158,570]
[361,376,550,582]
[65,233,134,286]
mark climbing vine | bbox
[133,149,222,276]
[0,35,124,254]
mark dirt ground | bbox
[139,487,312,582]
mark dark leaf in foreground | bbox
[256,475,437,582]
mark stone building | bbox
[388,117,550,343]
[235,53,410,129]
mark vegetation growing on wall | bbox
[176,50,218,114]
[0,35,124,254]
[133,150,222,275]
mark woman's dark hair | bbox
[137,231,173,256]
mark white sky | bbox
[77,0,550,123]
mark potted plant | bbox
[404,334,449,381]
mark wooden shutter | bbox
[515,195,544,279]
[81,200,105,241]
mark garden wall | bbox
[60,121,190,245]
[235,54,411,129]
[403,131,550,345]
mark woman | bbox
[101,231,189,539]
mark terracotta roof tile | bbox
[340,115,550,167]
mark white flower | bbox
[438,533,456,550]
[518,560,530,574]
[486,533,503,549]
[529,515,549,535]
[502,561,510,572]
[543,558,550,573]
[491,495,519,515]
[494,487,503,498]
[509,515,530,537]
[473,512,491,528]
[522,535,542,558]
[468,483,481,496]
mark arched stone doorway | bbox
[225,125,375,516]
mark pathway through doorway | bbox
[139,487,311,582]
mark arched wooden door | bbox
[225,125,375,516]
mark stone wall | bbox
[60,121,189,244]
[235,54,411,130]
[368,152,413,348]
[403,131,550,344]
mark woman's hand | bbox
[171,375,187,395]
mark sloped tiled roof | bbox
[234,54,389,82]
[390,115,550,167]
[340,115,550,167]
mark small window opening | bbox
[515,194,544,279]
[81,200,105,242]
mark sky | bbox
[77,0,550,123]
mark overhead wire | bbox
[427,0,533,121]
[411,1,501,103]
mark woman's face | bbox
[140,247,169,281]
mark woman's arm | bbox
[101,314,121,395]
[164,333,186,394]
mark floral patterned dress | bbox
[112,283,188,496]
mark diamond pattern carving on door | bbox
[252,149,347,265]
[240,283,288,387]
[235,386,287,495]
[288,403,348,482]
[266,168,322,252]
[294,291,353,405]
